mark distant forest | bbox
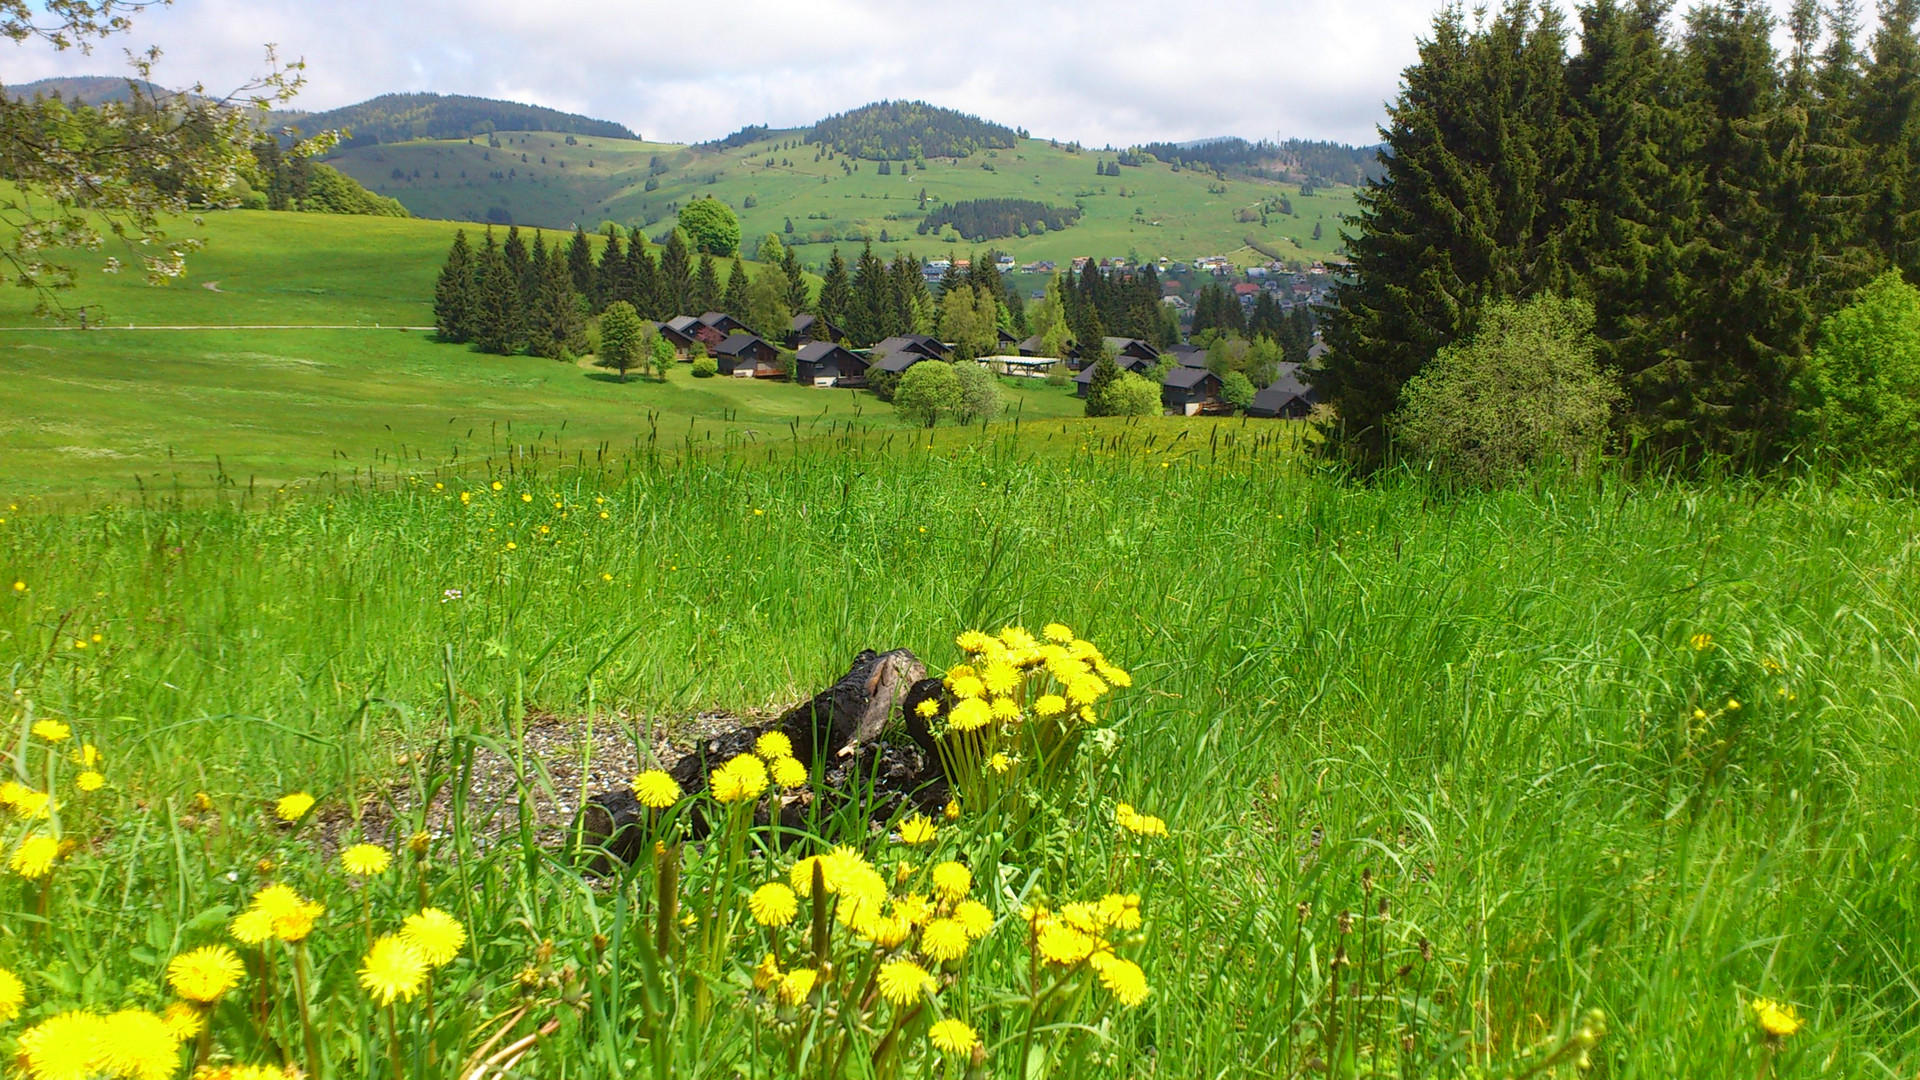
[1136,137,1385,186]
[706,124,770,150]
[809,101,1021,161]
[298,93,636,150]
[917,199,1081,241]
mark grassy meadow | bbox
[0,424,1915,1078]
[324,130,1360,270]
[0,209,1084,496]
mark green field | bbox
[325,130,1359,271]
[0,209,1085,496]
[0,429,1912,1078]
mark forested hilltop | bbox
[297,93,637,149]
[1133,137,1385,187]
[809,101,1022,160]
[1320,0,1920,476]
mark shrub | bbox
[1392,295,1619,485]
[867,368,901,402]
[1799,268,1920,481]
[894,361,963,426]
[1221,371,1256,411]
[1107,372,1163,417]
[953,363,1004,425]
[691,354,719,378]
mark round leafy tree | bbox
[678,197,742,257]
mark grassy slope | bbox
[327,130,1359,270]
[0,210,1084,495]
[0,433,1911,1076]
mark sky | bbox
[9,0,1805,148]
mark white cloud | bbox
[2,0,1812,147]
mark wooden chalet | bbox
[713,332,780,377]
[1161,366,1225,415]
[794,341,867,387]
[1246,364,1318,419]
[654,320,696,355]
[788,313,849,349]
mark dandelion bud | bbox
[1575,1051,1592,1071]
[408,831,431,856]
[192,792,212,811]
[254,858,275,876]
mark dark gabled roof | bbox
[873,351,928,374]
[1307,339,1329,361]
[796,340,857,364]
[1104,336,1160,358]
[1161,366,1219,390]
[1250,364,1317,413]
[1169,344,1208,368]
[792,313,818,331]
[666,315,700,333]
[713,332,769,357]
[1018,334,1045,353]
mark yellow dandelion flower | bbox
[1095,661,1132,688]
[944,799,961,821]
[928,1017,979,1057]
[632,770,682,809]
[340,844,392,877]
[955,630,993,653]
[1034,694,1067,718]
[161,1001,204,1040]
[947,698,993,732]
[1727,698,1742,711]
[752,953,781,991]
[914,698,941,719]
[750,883,799,927]
[1066,673,1108,706]
[861,913,915,948]
[777,967,818,1005]
[990,697,1022,722]
[954,900,994,939]
[931,861,972,901]
[754,731,795,761]
[1036,923,1097,965]
[893,892,935,926]
[19,1011,108,1079]
[949,675,986,700]
[710,754,769,804]
[899,814,938,846]
[30,720,70,743]
[192,792,213,812]
[75,772,105,793]
[98,1008,181,1080]
[491,481,503,491]
[876,960,933,1006]
[73,744,103,768]
[998,626,1038,651]
[359,935,429,1006]
[274,901,323,943]
[1099,893,1143,931]
[229,908,276,946]
[1690,633,1714,651]
[981,661,1021,696]
[10,835,61,879]
[1042,622,1074,643]
[1061,901,1106,934]
[1116,804,1168,837]
[1090,952,1150,1006]
[0,967,22,1022]
[401,908,466,967]
[273,792,314,823]
[167,945,245,1003]
[1751,998,1804,1038]
[770,756,808,788]
[920,917,970,962]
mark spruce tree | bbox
[780,244,809,314]
[849,242,890,345]
[818,248,853,330]
[566,226,595,296]
[1858,0,1920,275]
[627,236,661,319]
[660,230,694,315]
[472,228,525,355]
[524,231,549,307]
[433,229,476,344]
[528,242,582,359]
[692,253,721,315]
[721,255,751,317]
[503,226,531,302]
[1084,351,1121,416]
[595,226,625,313]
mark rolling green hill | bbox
[326,128,1357,271]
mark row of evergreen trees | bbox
[1191,283,1317,367]
[1321,0,1920,469]
[1056,262,1179,347]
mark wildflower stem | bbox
[290,941,324,1080]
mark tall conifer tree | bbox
[818,248,853,330]
[780,245,809,314]
[565,227,595,295]
[1858,0,1920,275]
[721,255,751,317]
[595,226,625,313]
[692,253,721,315]
[433,229,476,344]
[659,231,694,315]
[627,236,661,319]
[473,228,525,355]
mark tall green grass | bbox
[0,422,1915,1076]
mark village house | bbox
[793,341,867,387]
[1246,363,1318,419]
[713,332,780,377]
[1161,366,1225,416]
[653,319,697,356]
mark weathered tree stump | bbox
[576,650,952,869]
